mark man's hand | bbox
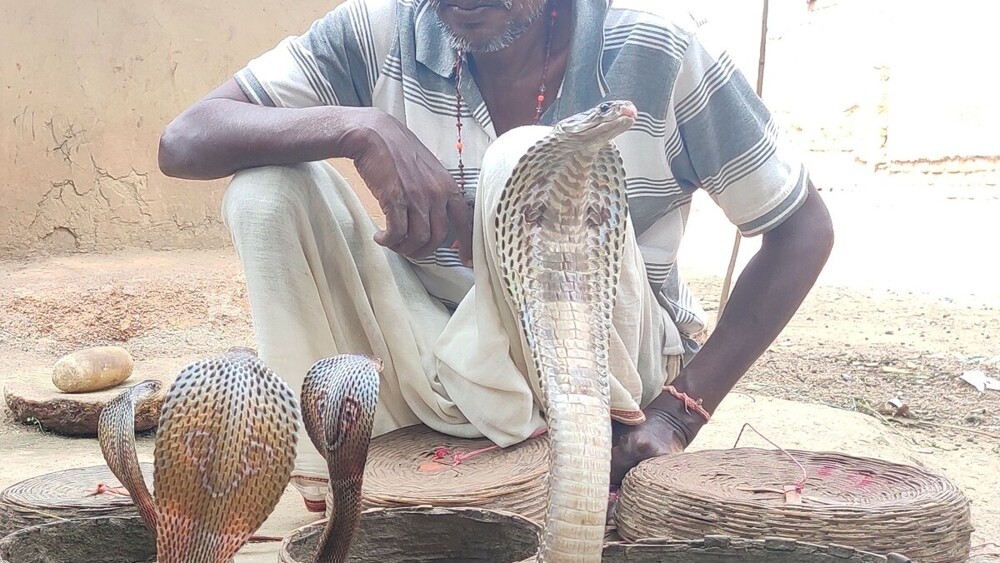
[609,411,690,486]
[352,112,474,265]
[608,181,834,485]
[158,80,474,266]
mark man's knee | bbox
[222,164,318,235]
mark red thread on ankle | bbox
[662,385,711,422]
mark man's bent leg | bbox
[220,162,448,508]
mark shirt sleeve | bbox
[666,20,809,236]
[234,0,395,109]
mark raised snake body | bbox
[99,100,636,562]
[151,349,301,562]
[300,354,382,563]
[98,378,163,534]
[494,100,637,561]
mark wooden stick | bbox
[853,398,1000,441]
[891,419,1000,441]
[717,0,770,322]
[755,0,770,97]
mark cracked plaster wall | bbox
[0,0,377,258]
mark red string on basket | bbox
[87,482,129,497]
[732,423,808,495]
[431,427,549,466]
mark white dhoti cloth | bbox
[221,126,683,483]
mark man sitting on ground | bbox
[157,0,834,511]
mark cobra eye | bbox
[598,102,611,113]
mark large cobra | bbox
[494,100,637,561]
[98,348,300,563]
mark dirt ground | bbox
[0,166,998,560]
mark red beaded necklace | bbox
[453,2,558,205]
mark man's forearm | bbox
[651,183,834,440]
[158,82,376,181]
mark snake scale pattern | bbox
[300,354,382,563]
[494,100,637,561]
[98,100,636,562]
[98,378,163,534]
[152,348,301,562]
[99,349,380,563]
[100,349,301,562]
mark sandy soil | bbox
[0,168,998,560]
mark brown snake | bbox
[98,378,163,533]
[493,100,636,561]
[300,354,382,563]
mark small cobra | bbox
[300,353,382,563]
[98,348,380,563]
[97,378,162,534]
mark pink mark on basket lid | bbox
[853,471,876,488]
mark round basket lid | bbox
[361,425,549,521]
[280,506,542,563]
[615,448,973,563]
[0,463,151,536]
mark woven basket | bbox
[597,536,912,562]
[615,448,973,563]
[280,506,541,562]
[0,463,151,538]
[359,424,550,522]
[0,515,154,563]
[510,535,912,563]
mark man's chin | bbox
[441,27,514,53]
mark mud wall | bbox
[0,0,372,259]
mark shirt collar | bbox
[414,1,460,78]
[414,0,611,115]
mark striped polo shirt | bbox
[234,0,809,360]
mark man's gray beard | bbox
[431,0,546,54]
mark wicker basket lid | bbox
[614,448,973,563]
[280,506,541,563]
[361,424,549,521]
[0,463,151,537]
